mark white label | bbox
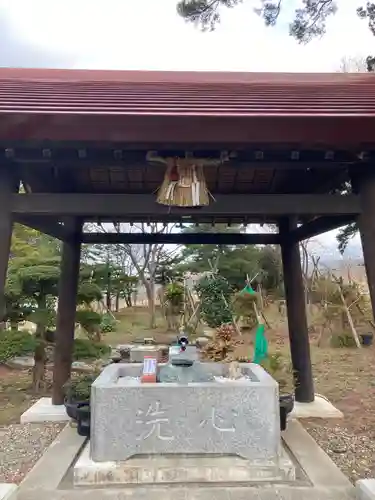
[143,357,157,375]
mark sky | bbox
[0,0,366,256]
[0,0,374,71]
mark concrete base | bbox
[15,421,356,500]
[290,394,343,419]
[0,484,17,500]
[74,442,295,486]
[20,397,70,424]
[357,479,375,500]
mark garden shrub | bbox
[195,274,233,328]
[63,373,97,401]
[232,289,259,329]
[203,323,242,361]
[261,353,293,392]
[330,332,357,348]
[165,282,184,307]
[76,309,102,335]
[100,313,117,333]
[0,329,37,363]
[73,338,111,361]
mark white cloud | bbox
[311,229,362,260]
[0,0,374,71]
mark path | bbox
[14,485,356,500]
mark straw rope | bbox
[156,158,210,207]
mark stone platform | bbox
[0,484,17,500]
[20,397,69,424]
[15,421,356,500]
[357,479,375,500]
[291,394,343,419]
[74,442,295,486]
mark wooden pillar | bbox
[52,219,82,405]
[0,167,17,323]
[279,217,314,403]
[352,170,375,319]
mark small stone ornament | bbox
[228,361,243,380]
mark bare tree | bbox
[83,222,179,329]
[339,55,367,73]
[299,240,311,310]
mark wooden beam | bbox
[291,215,356,242]
[5,146,368,167]
[81,232,279,245]
[11,193,361,217]
[14,216,70,241]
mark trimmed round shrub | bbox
[73,338,111,361]
[0,329,37,363]
[76,309,102,335]
[100,313,117,333]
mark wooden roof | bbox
[0,68,374,115]
[0,69,374,145]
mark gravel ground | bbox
[0,423,65,484]
[303,420,375,484]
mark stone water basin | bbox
[90,362,281,464]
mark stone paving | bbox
[14,485,356,500]
[12,421,355,500]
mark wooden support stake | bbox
[336,284,361,349]
[355,303,375,331]
[330,271,362,349]
[221,291,242,336]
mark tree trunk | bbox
[149,301,156,329]
[145,280,156,329]
[115,292,120,313]
[92,325,101,343]
[106,290,112,311]
[33,295,47,393]
[33,341,47,393]
[105,261,112,311]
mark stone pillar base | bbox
[74,441,295,486]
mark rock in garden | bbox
[195,337,209,348]
[329,439,348,454]
[202,328,215,339]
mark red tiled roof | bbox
[0,68,374,145]
[0,68,374,116]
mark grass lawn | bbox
[104,306,184,345]
[0,367,43,425]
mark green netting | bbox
[253,323,268,364]
[240,284,255,295]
